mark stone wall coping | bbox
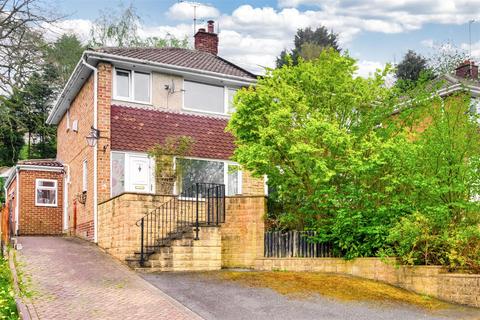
[99,192,174,205]
[99,192,267,205]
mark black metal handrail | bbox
[136,183,225,266]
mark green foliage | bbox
[89,4,189,49]
[6,65,58,160]
[0,257,18,320]
[395,50,434,91]
[45,34,85,87]
[228,49,480,269]
[148,136,194,194]
[276,26,341,68]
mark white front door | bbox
[126,154,151,193]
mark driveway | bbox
[142,271,480,320]
[16,237,201,320]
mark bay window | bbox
[176,158,242,196]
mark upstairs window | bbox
[35,179,58,207]
[114,68,151,103]
[184,80,238,115]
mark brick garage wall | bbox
[56,62,112,241]
[17,170,63,235]
[255,258,480,308]
[221,196,266,268]
[97,193,173,262]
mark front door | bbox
[126,155,151,193]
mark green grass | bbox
[0,256,18,320]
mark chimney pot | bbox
[207,20,215,33]
[194,21,219,55]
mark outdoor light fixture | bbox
[85,126,100,147]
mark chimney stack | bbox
[194,20,218,55]
[455,60,479,80]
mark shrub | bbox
[0,257,18,320]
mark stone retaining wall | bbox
[97,193,172,261]
[255,258,480,308]
[221,196,266,268]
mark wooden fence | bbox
[1,205,9,248]
[264,231,336,258]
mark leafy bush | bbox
[228,50,480,270]
[0,257,18,320]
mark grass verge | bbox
[0,255,18,320]
[217,271,449,310]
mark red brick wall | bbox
[56,62,112,241]
[17,170,63,235]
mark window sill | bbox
[113,96,152,106]
[182,107,232,117]
[35,203,58,207]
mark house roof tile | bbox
[18,159,63,168]
[111,105,235,160]
[95,47,256,79]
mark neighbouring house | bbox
[3,20,267,270]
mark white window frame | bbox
[173,156,242,196]
[182,79,239,116]
[35,179,58,207]
[113,67,152,105]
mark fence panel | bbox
[1,205,9,247]
[264,230,336,258]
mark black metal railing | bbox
[136,183,225,266]
[264,231,337,258]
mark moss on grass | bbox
[216,271,450,311]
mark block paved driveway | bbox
[16,237,201,320]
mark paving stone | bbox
[17,236,201,320]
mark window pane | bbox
[111,153,125,197]
[227,165,239,195]
[116,70,130,98]
[134,72,150,102]
[228,88,237,113]
[39,180,55,188]
[178,158,224,193]
[37,189,56,205]
[184,81,224,113]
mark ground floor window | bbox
[35,179,57,206]
[176,158,242,196]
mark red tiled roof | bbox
[18,159,63,167]
[95,47,256,79]
[111,105,235,160]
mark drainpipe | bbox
[82,59,99,243]
[63,164,71,232]
[15,167,19,235]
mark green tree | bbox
[89,4,189,48]
[228,50,414,257]
[9,65,58,159]
[396,50,429,82]
[0,97,24,166]
[46,34,85,87]
[276,26,341,68]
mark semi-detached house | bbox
[4,21,267,270]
